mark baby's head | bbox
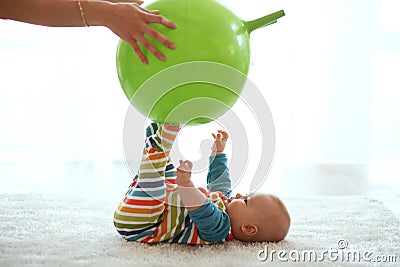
[224,193,290,242]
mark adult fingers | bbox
[144,25,175,50]
[136,5,160,15]
[136,35,166,61]
[146,13,177,29]
[127,38,148,64]
[108,0,143,3]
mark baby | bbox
[114,123,290,244]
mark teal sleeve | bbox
[188,198,231,242]
[207,154,232,197]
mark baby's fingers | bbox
[212,132,222,140]
[218,130,229,141]
[185,160,193,170]
[178,160,192,172]
[181,160,193,171]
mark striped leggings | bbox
[113,123,181,241]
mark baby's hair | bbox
[273,195,291,224]
[258,195,291,242]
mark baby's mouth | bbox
[223,197,233,205]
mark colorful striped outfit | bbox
[114,123,232,244]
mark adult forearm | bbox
[0,0,109,27]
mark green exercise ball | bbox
[116,0,284,125]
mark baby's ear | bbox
[240,224,258,236]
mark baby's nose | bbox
[235,193,246,199]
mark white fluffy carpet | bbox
[0,194,399,267]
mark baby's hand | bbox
[211,130,229,154]
[175,160,193,186]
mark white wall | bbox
[0,0,399,171]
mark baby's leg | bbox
[114,124,179,241]
[145,123,177,185]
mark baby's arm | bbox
[211,130,228,156]
[207,130,232,197]
[175,160,230,242]
[175,160,207,211]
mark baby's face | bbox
[224,193,267,220]
[224,193,290,242]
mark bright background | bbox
[0,0,399,198]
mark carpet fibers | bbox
[0,194,399,267]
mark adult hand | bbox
[0,0,177,64]
[104,1,177,64]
